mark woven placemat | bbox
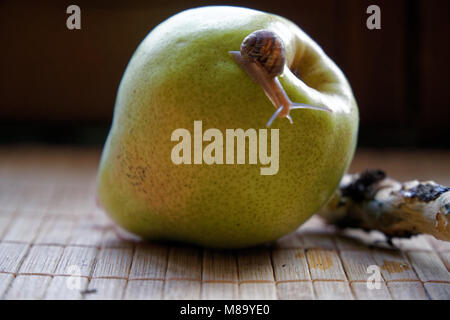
[0,147,449,300]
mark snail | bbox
[229,29,332,127]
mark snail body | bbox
[229,29,331,127]
[240,29,286,77]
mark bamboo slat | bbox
[273,232,304,249]
[92,248,133,279]
[238,282,277,300]
[339,251,379,282]
[392,235,434,251]
[272,248,310,281]
[201,282,239,300]
[387,281,428,300]
[0,274,14,297]
[166,247,202,281]
[0,242,29,274]
[202,250,238,282]
[14,185,55,216]
[18,245,64,275]
[276,282,314,300]
[4,275,52,299]
[124,279,164,300]
[0,184,22,212]
[423,283,450,300]
[54,246,98,278]
[68,219,106,247]
[163,280,201,300]
[100,228,135,249]
[0,216,13,238]
[3,217,43,243]
[45,276,89,300]
[85,278,127,300]
[440,252,450,271]
[371,249,418,281]
[301,232,336,250]
[306,249,346,280]
[429,237,450,252]
[334,232,373,251]
[46,186,99,217]
[313,281,354,300]
[350,282,392,300]
[129,244,168,280]
[34,217,76,246]
[406,251,450,282]
[237,249,274,282]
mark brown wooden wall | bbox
[0,0,448,147]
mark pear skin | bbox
[97,6,359,248]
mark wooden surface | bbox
[0,146,449,300]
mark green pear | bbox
[97,6,359,248]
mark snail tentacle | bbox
[267,106,284,128]
[286,114,293,124]
[290,103,332,112]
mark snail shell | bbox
[240,30,286,77]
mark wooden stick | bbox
[317,169,450,241]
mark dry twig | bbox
[318,170,450,241]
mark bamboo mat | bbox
[0,146,449,300]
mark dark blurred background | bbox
[1,0,449,147]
